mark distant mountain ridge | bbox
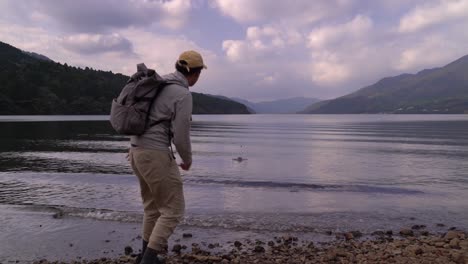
[232,97,321,114]
[302,55,468,114]
[0,41,250,115]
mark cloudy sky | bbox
[1,0,468,101]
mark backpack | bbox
[110,63,169,135]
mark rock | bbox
[186,255,223,262]
[459,240,468,249]
[445,231,459,240]
[450,238,460,248]
[399,229,414,237]
[325,250,337,261]
[345,232,354,240]
[372,231,385,236]
[420,231,430,236]
[386,230,393,236]
[435,242,445,247]
[182,233,193,238]
[268,241,275,247]
[449,227,457,231]
[351,231,363,238]
[335,233,344,240]
[450,252,465,264]
[124,246,133,255]
[253,245,265,253]
[69,243,73,247]
[234,241,242,248]
[336,249,348,257]
[105,240,110,243]
[208,243,215,249]
[172,244,182,254]
[411,224,426,230]
[415,247,423,255]
[436,223,445,227]
[52,211,64,219]
[325,230,333,235]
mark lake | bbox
[1,114,468,262]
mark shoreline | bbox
[30,227,467,264]
[2,202,466,263]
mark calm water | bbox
[1,114,468,261]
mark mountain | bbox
[23,51,53,62]
[232,97,321,114]
[302,55,468,114]
[213,96,256,113]
[0,41,250,115]
[192,93,250,114]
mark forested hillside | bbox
[0,41,250,115]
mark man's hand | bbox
[179,162,191,171]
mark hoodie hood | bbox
[163,71,189,88]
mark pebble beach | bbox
[31,227,467,264]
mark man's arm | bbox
[172,92,193,169]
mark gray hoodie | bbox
[130,71,192,164]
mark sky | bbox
[1,0,468,102]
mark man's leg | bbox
[130,148,161,243]
[131,148,185,253]
[148,156,185,251]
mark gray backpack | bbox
[110,63,169,135]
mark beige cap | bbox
[177,50,207,72]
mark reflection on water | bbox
[0,114,468,234]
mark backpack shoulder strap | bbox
[145,81,171,128]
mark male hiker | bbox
[129,50,206,264]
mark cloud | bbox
[399,0,468,33]
[305,15,375,85]
[212,0,352,25]
[222,25,303,62]
[395,33,468,71]
[61,34,134,55]
[119,28,217,75]
[218,10,468,98]
[307,15,372,49]
[254,72,280,86]
[0,22,213,77]
[222,40,248,62]
[0,0,192,33]
[0,23,60,57]
[309,52,351,85]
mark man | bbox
[129,50,206,264]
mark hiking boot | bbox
[134,240,148,264]
[140,247,166,264]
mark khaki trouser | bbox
[130,147,185,252]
